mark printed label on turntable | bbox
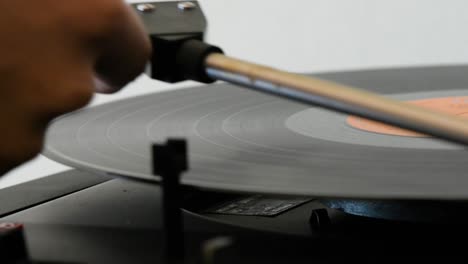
[204,195,312,217]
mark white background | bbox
[1,0,468,188]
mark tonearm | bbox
[134,1,468,146]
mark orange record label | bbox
[347,96,468,137]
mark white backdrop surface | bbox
[1,0,468,188]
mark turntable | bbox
[1,1,468,263]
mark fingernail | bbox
[93,76,121,94]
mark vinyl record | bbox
[44,66,468,200]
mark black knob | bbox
[309,209,331,232]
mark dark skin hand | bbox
[0,0,151,174]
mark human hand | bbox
[0,0,151,173]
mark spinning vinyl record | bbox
[44,66,468,200]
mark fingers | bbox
[93,2,152,93]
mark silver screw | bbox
[178,2,197,11]
[136,3,156,13]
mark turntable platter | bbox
[44,66,468,200]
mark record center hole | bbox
[347,96,468,137]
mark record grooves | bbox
[44,66,468,200]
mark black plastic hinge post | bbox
[152,139,188,263]
[0,222,30,263]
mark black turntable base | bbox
[0,170,467,264]
[3,66,468,263]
